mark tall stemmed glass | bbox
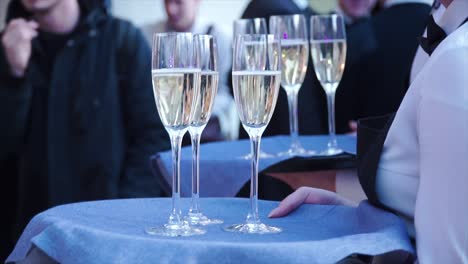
[186,34,223,225]
[224,34,282,234]
[310,14,347,156]
[270,14,315,156]
[233,18,275,159]
[233,18,267,37]
[146,33,205,237]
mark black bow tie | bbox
[419,15,447,56]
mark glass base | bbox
[145,222,206,237]
[320,147,344,156]
[277,146,316,157]
[239,151,275,160]
[185,212,223,226]
[223,222,282,234]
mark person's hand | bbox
[268,186,355,218]
[347,120,358,136]
[1,19,39,77]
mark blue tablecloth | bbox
[152,135,357,197]
[7,198,414,264]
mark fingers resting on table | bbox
[268,186,355,218]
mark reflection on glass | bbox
[233,18,275,159]
[224,34,282,234]
[310,14,347,156]
[186,34,223,226]
[270,14,315,156]
[146,32,205,237]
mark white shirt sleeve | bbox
[415,47,468,263]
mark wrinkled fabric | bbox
[153,135,357,197]
[7,198,414,264]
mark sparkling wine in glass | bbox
[186,34,223,225]
[233,18,275,159]
[146,32,205,237]
[224,34,282,234]
[310,14,347,156]
[270,14,315,156]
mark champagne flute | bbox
[270,14,315,157]
[146,32,205,237]
[224,34,282,234]
[233,18,268,37]
[233,18,275,159]
[310,14,347,156]
[186,34,223,225]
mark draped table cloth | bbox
[7,198,414,264]
[151,135,357,197]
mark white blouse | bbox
[376,0,468,262]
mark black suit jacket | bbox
[335,18,378,134]
[355,3,431,120]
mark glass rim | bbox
[152,67,201,71]
[270,14,306,20]
[309,38,346,41]
[194,34,215,40]
[234,33,277,38]
[310,14,344,20]
[234,17,266,23]
[152,32,194,38]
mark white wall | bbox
[112,0,250,35]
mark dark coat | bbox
[354,3,431,119]
[0,0,170,234]
[335,18,378,134]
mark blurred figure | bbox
[352,0,432,121]
[334,0,379,134]
[337,0,378,24]
[142,0,239,142]
[242,0,315,20]
[0,0,170,256]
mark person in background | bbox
[142,0,239,142]
[241,0,315,19]
[334,0,379,134]
[270,0,468,262]
[337,0,378,25]
[0,0,170,258]
[352,0,432,122]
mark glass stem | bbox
[189,129,202,215]
[326,90,338,149]
[246,134,261,225]
[286,87,300,150]
[168,132,184,226]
